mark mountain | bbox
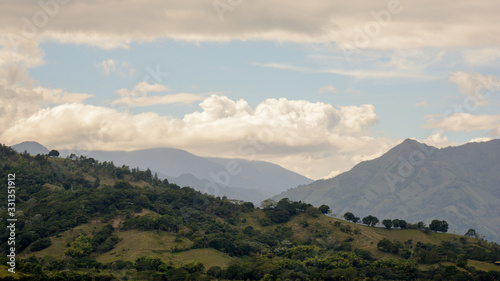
[2,143,499,279]
[274,139,500,243]
[12,141,50,155]
[52,146,312,204]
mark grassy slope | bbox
[240,210,496,272]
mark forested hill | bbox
[1,144,500,280]
[274,138,500,243]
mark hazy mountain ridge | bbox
[12,141,312,204]
[274,139,500,243]
[12,141,50,155]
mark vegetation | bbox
[1,143,500,280]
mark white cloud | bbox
[414,99,429,108]
[115,82,170,97]
[318,85,338,94]
[425,113,500,136]
[463,47,500,66]
[422,131,451,148]
[110,82,205,107]
[448,71,500,105]
[0,94,389,179]
[0,1,499,49]
[254,62,436,79]
[468,137,492,143]
[96,59,135,76]
[111,93,206,107]
[97,59,116,75]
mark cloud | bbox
[0,0,499,49]
[96,59,135,76]
[448,71,500,105]
[318,85,337,94]
[468,137,492,143]
[463,47,500,66]
[97,59,116,75]
[110,82,205,107]
[254,62,436,79]
[414,99,429,108]
[111,93,207,107]
[0,94,388,179]
[121,61,136,76]
[422,131,452,148]
[115,82,171,97]
[425,113,500,136]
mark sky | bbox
[1,0,499,179]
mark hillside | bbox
[1,143,499,280]
[274,139,500,243]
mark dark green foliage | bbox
[318,204,330,214]
[48,149,59,157]
[30,238,52,252]
[430,219,449,233]
[344,212,355,221]
[456,254,468,268]
[263,198,314,224]
[465,228,477,237]
[382,219,393,229]
[362,215,379,227]
[377,238,403,254]
[135,256,165,271]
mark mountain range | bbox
[11,141,312,204]
[274,138,500,243]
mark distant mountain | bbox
[274,139,500,243]
[53,146,312,204]
[12,141,50,155]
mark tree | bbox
[392,219,400,228]
[65,235,93,257]
[362,215,379,227]
[399,220,407,229]
[465,229,477,237]
[318,205,330,214]
[306,206,321,217]
[429,220,448,233]
[456,254,467,268]
[48,149,60,157]
[382,219,393,229]
[344,212,355,221]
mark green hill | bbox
[1,144,500,280]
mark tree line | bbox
[343,211,449,233]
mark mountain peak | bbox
[12,141,50,155]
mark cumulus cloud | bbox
[422,131,452,148]
[448,71,500,105]
[425,113,500,136]
[318,85,337,94]
[0,0,499,49]
[468,137,492,143]
[1,94,387,179]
